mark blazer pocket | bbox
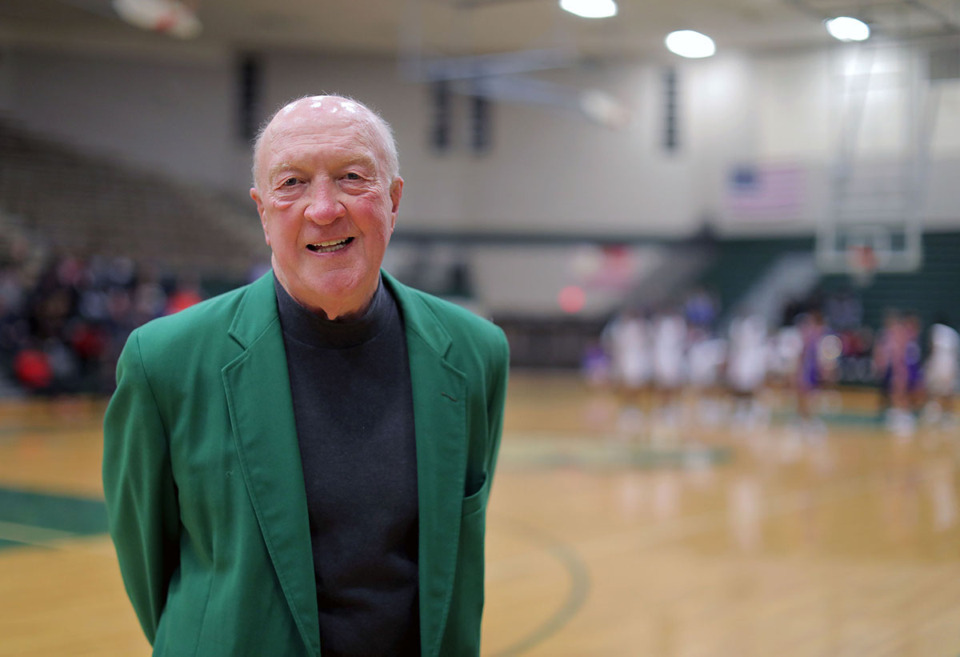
[461,473,488,517]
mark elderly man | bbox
[103,95,510,657]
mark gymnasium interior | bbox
[3,0,960,655]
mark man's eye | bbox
[281,177,300,187]
[344,172,363,181]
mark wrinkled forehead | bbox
[254,95,396,185]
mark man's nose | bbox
[303,179,345,224]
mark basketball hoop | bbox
[847,244,877,287]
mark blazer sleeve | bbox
[484,328,510,494]
[102,329,181,644]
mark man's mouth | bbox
[306,238,354,253]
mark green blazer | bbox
[103,270,509,656]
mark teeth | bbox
[308,238,352,253]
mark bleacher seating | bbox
[0,118,267,282]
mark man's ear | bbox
[389,177,403,231]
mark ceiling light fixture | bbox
[665,30,716,59]
[112,0,202,39]
[559,0,618,20]
[825,16,870,42]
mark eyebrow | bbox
[343,153,379,174]
[267,161,299,179]
[267,154,382,182]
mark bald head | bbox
[251,95,400,191]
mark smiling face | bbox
[250,96,403,320]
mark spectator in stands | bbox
[0,265,29,372]
[102,94,510,657]
[12,340,52,393]
[164,277,203,314]
[0,246,206,395]
[684,286,718,332]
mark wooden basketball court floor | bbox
[2,371,960,656]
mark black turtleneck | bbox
[275,277,420,657]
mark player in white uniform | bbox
[726,313,769,428]
[652,308,687,426]
[603,308,653,431]
[686,330,727,426]
[923,321,959,427]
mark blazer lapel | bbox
[385,273,469,657]
[221,273,320,656]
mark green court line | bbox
[490,517,591,657]
[0,520,79,548]
[501,434,733,471]
[818,412,885,426]
[0,488,108,551]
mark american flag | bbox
[726,164,805,221]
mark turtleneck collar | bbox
[274,275,394,349]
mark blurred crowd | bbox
[596,287,959,438]
[0,241,203,396]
